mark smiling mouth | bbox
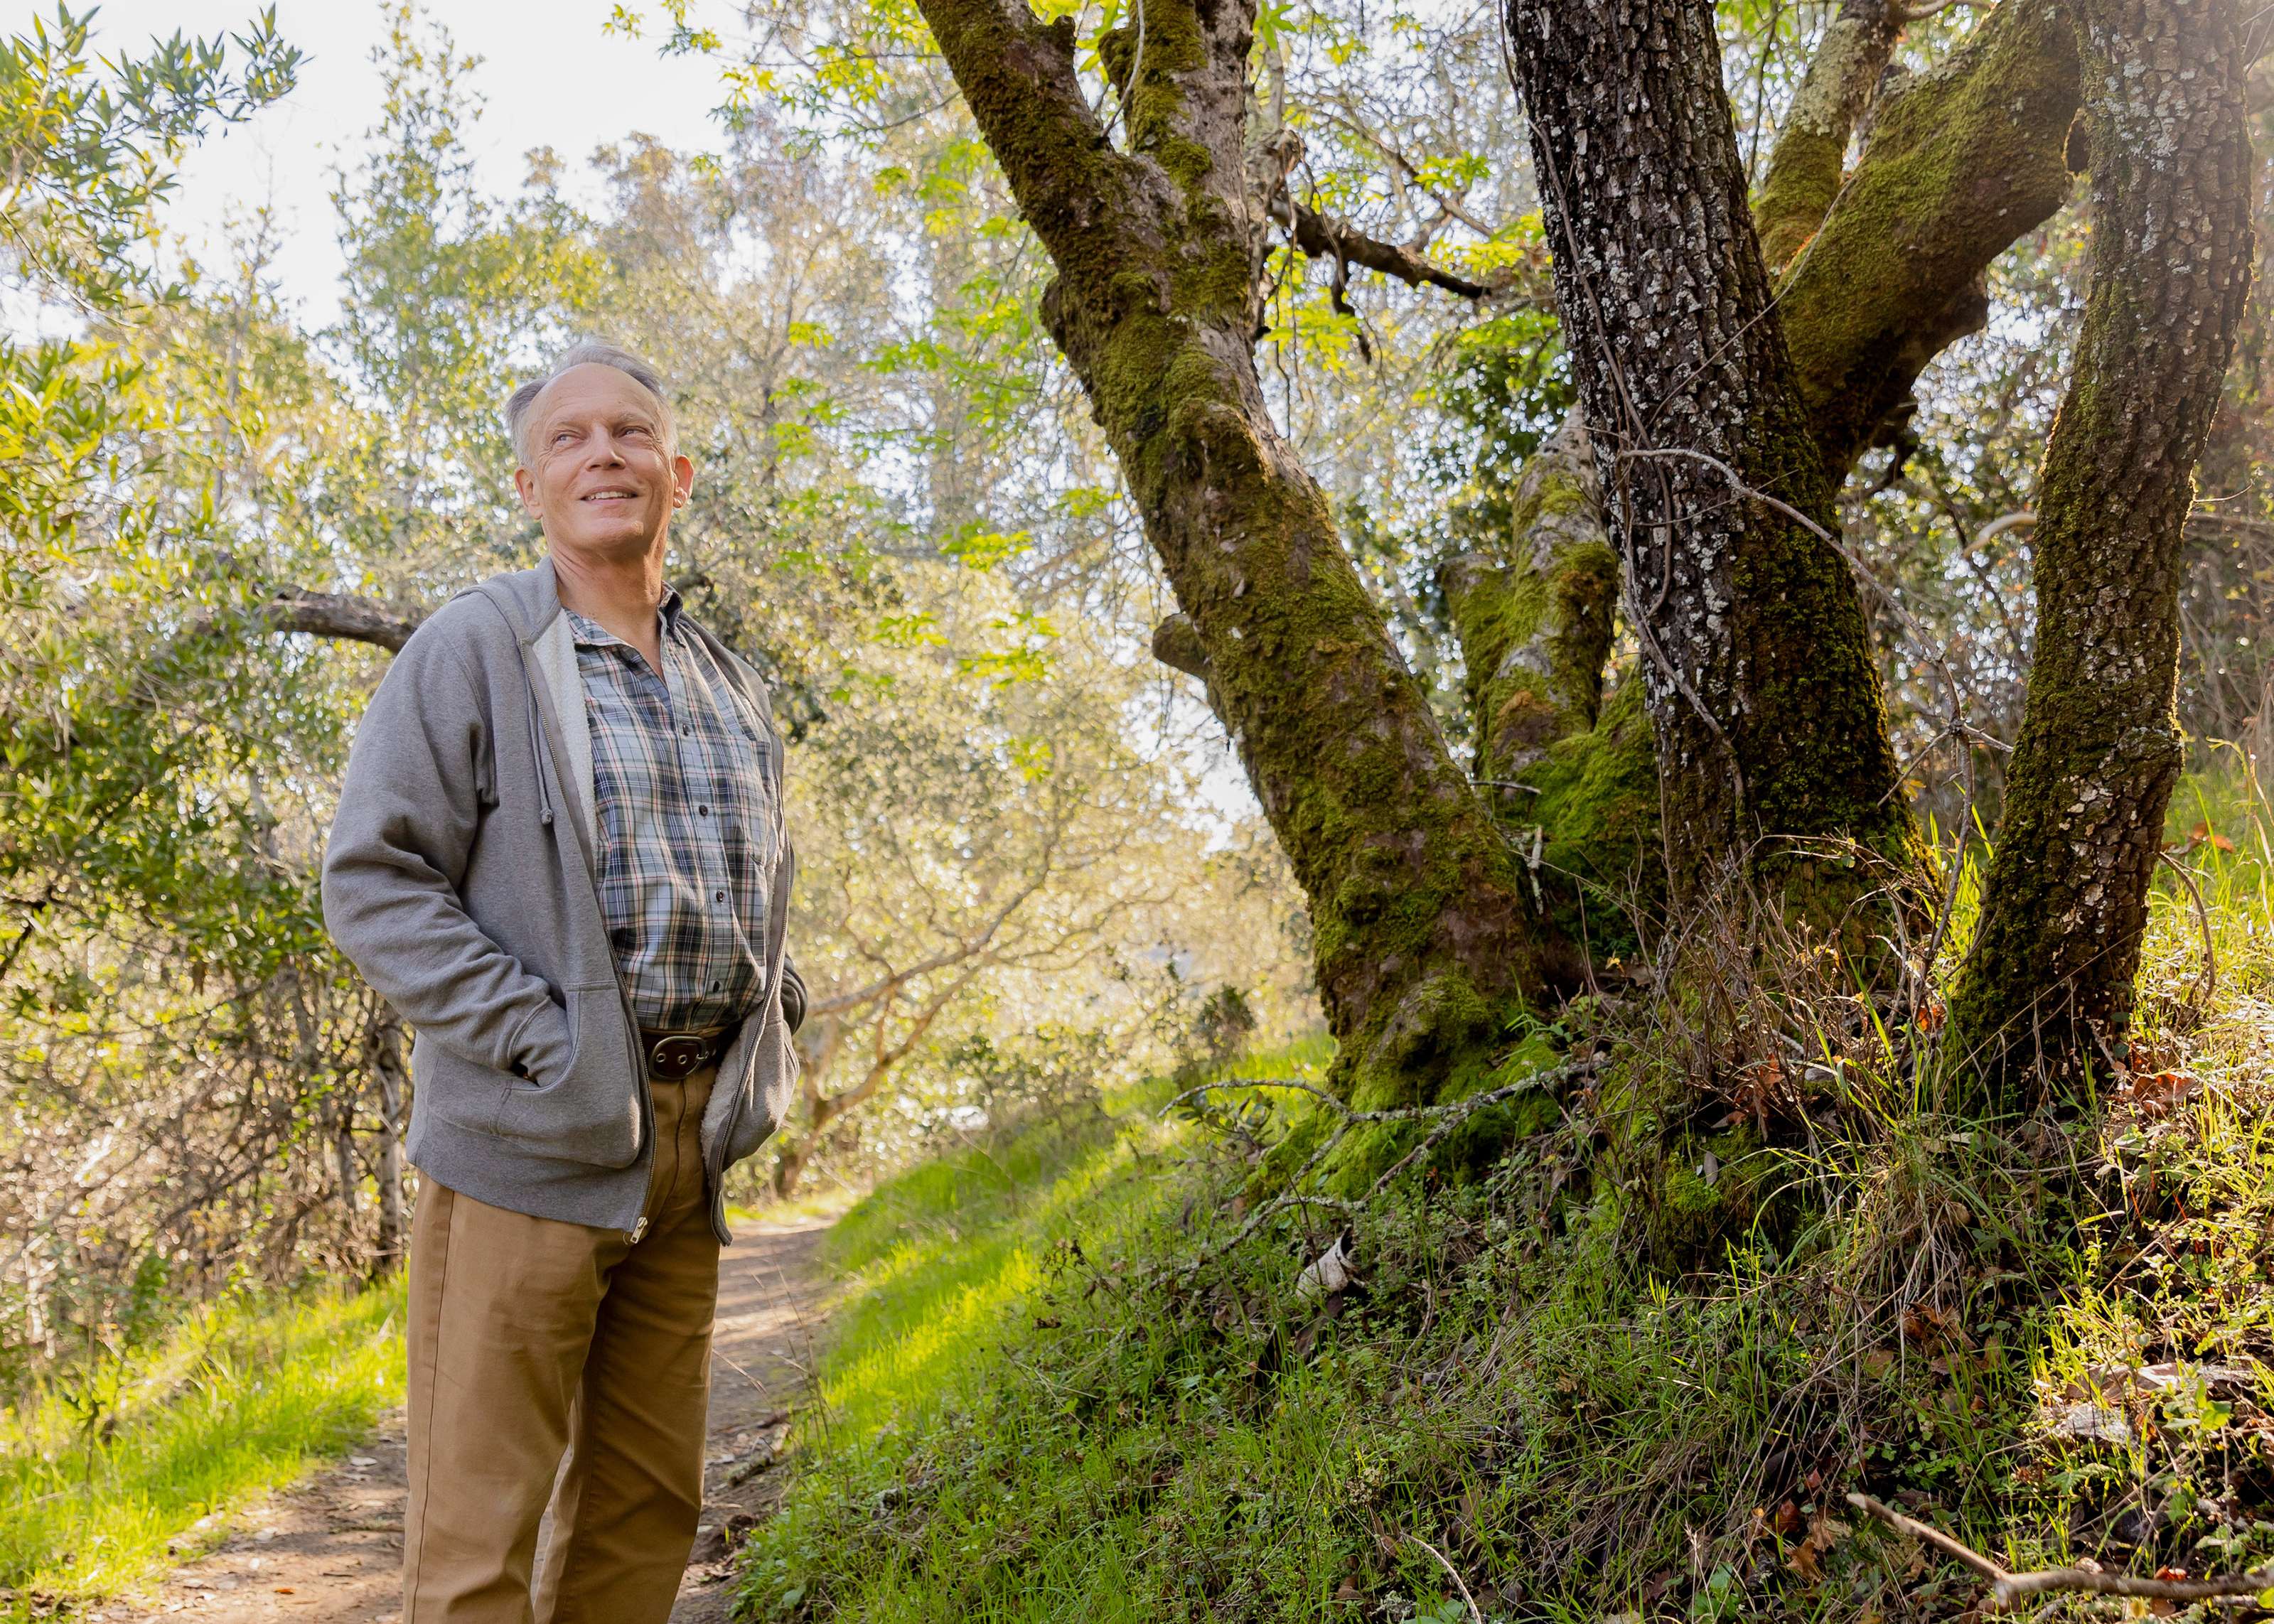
[581,488,640,502]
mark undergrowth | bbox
[732,772,2274,1622]
[0,1279,405,1618]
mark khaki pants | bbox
[403,1067,720,1623]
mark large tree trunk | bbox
[1948,0,2253,1095]
[1503,0,1924,922]
[908,0,1565,1103]
[1457,0,2082,945]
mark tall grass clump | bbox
[0,1279,406,1614]
[730,768,2274,1623]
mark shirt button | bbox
[711,980,722,991]
[698,805,709,816]
[715,890,726,903]
[681,726,691,736]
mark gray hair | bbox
[505,341,679,468]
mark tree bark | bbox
[262,590,423,652]
[1446,1,2085,956]
[1948,0,2253,1095]
[1437,408,1617,798]
[909,0,1562,1102]
[1776,0,2083,475]
[1454,1,2079,760]
[1504,0,1925,920]
[371,1013,410,1271]
[1753,0,1904,276]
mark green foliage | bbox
[0,4,298,307]
[0,4,601,1399]
[326,3,601,591]
[1424,310,1573,539]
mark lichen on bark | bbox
[1948,0,2253,1098]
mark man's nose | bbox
[586,432,628,466]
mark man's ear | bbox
[673,453,694,506]
[513,463,544,520]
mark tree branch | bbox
[1150,611,1212,679]
[1270,194,1486,299]
[1779,0,2081,475]
[259,589,423,652]
[1752,0,1902,275]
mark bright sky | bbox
[82,0,744,328]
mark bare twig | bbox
[2157,848,2219,1014]
[1847,1493,2274,1610]
[1270,195,1489,299]
[1845,1494,2006,1582]
[1405,1532,1486,1623]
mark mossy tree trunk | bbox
[908,0,1570,1104]
[1437,409,1619,799]
[1948,0,2253,1097]
[1437,411,1661,942]
[1503,0,1924,920]
[1458,0,2081,937]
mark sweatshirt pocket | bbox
[493,984,644,1168]
[722,1012,800,1168]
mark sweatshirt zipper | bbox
[503,618,655,1244]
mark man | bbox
[322,341,803,1623]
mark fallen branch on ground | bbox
[1847,1493,2274,1610]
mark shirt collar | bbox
[567,585,685,651]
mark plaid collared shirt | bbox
[569,591,778,1035]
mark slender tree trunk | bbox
[334,1094,359,1226]
[372,1015,409,1270]
[1437,408,1618,797]
[909,0,1565,1102]
[1949,0,2253,1095]
[772,1013,841,1200]
[1505,0,1925,923]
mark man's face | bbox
[513,364,694,560]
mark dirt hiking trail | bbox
[87,1214,835,1624]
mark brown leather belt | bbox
[640,1028,729,1082]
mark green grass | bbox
[732,773,2274,1623]
[808,1098,1186,1447]
[0,1279,406,1615]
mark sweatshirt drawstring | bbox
[520,648,557,828]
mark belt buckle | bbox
[648,1033,705,1081]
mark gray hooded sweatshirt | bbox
[321,559,800,1244]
